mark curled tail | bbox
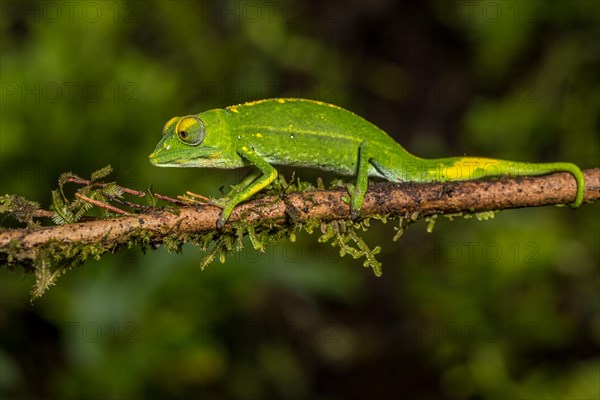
[421,157,584,207]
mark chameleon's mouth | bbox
[148,152,168,166]
[148,147,219,167]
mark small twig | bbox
[178,192,211,206]
[154,193,189,205]
[66,176,188,206]
[67,177,145,197]
[16,181,188,222]
[74,193,130,215]
[31,209,54,218]
[107,195,148,210]
[185,191,210,202]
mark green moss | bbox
[0,194,42,229]
[30,239,111,299]
[315,219,383,276]
[426,215,438,233]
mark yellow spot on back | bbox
[242,146,249,152]
[236,98,300,108]
[443,158,497,180]
[256,133,263,138]
[227,98,345,112]
[239,99,272,107]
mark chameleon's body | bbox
[149,98,584,227]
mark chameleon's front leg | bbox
[220,170,262,199]
[216,147,278,228]
[208,169,261,208]
[349,140,371,219]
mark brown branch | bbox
[1,168,599,265]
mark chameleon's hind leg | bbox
[370,158,404,182]
[348,140,371,219]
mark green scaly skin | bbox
[149,98,585,228]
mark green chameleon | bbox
[149,98,584,228]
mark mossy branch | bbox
[1,168,599,299]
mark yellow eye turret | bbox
[175,116,206,146]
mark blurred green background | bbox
[1,0,599,399]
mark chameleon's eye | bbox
[162,116,179,135]
[175,115,205,146]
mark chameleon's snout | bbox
[149,139,171,165]
[149,149,166,166]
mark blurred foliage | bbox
[0,0,598,399]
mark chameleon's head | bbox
[149,112,224,167]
